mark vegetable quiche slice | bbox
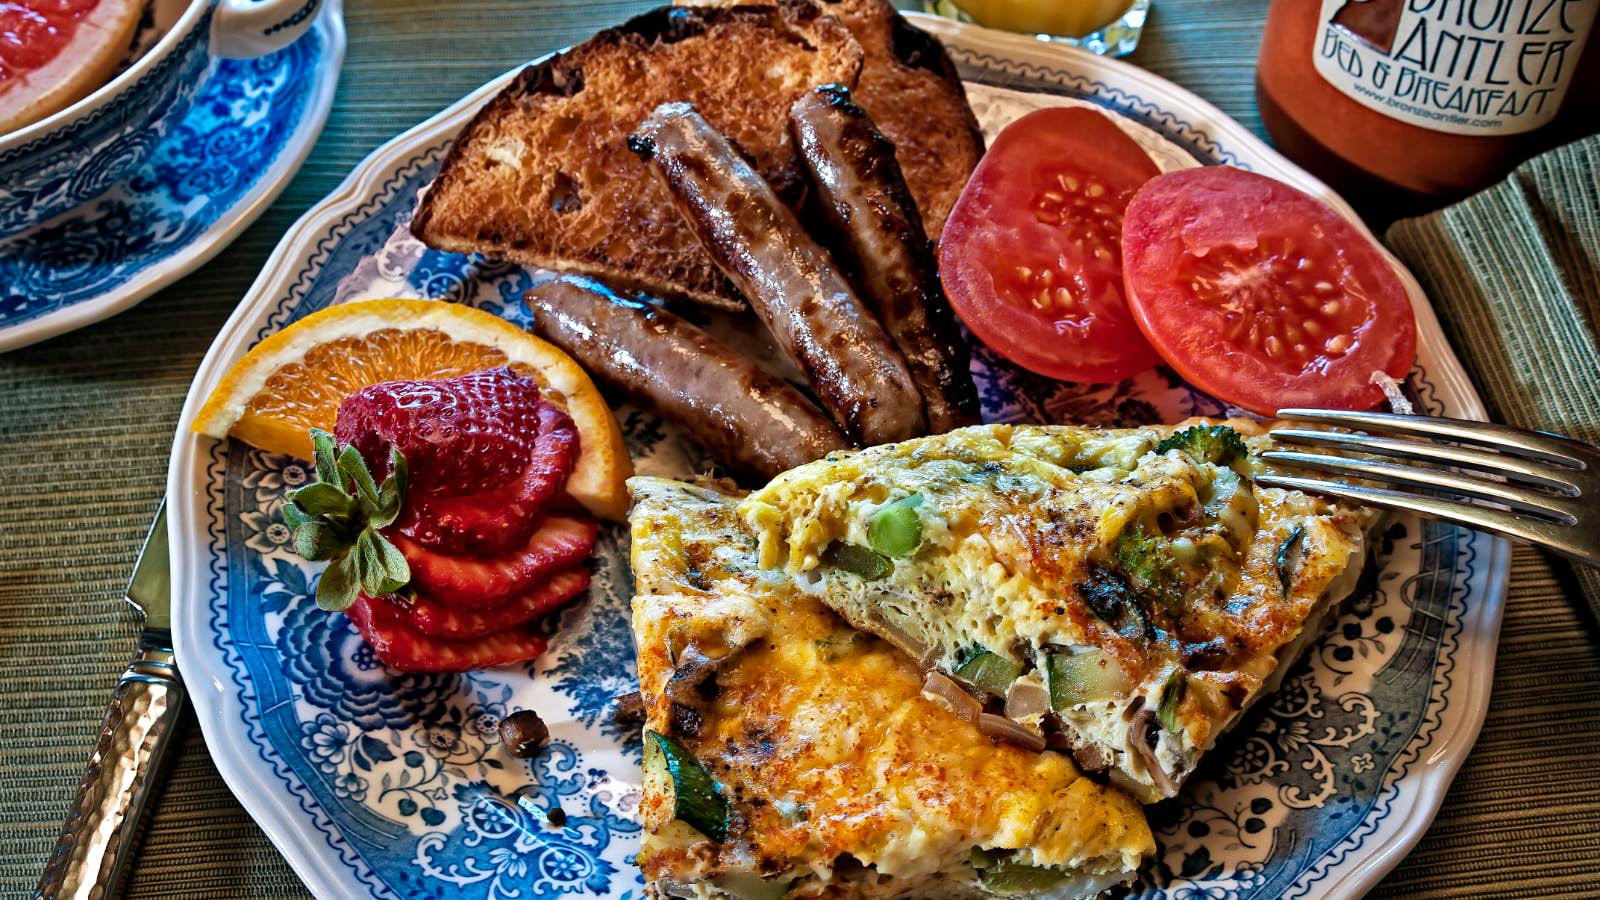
[629,477,1153,898]
[739,421,1380,804]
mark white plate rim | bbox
[0,0,347,355]
[166,15,1511,899]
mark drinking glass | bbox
[920,0,1150,57]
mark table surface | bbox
[2,0,1597,896]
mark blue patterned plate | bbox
[0,2,345,353]
[167,15,1509,900]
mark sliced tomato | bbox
[939,106,1162,383]
[1122,166,1416,415]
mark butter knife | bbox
[36,502,185,899]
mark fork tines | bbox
[1257,408,1599,568]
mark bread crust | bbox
[811,0,985,237]
[411,2,864,309]
[680,0,986,238]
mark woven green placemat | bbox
[1385,137,1600,626]
[0,1,1595,896]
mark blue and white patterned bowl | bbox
[0,0,323,237]
[167,15,1509,899]
[0,1,343,353]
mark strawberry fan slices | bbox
[282,367,599,672]
[406,568,591,641]
[334,368,582,557]
[392,515,598,608]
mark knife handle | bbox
[35,647,186,900]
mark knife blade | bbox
[126,503,170,636]
[36,501,186,900]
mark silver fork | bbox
[1256,408,1599,569]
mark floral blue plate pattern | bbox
[168,17,1509,900]
[0,3,345,353]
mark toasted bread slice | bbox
[683,0,984,238]
[411,2,863,310]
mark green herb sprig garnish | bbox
[281,428,410,611]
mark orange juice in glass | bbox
[922,0,1150,56]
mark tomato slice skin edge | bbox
[1121,166,1417,415]
[939,105,1163,385]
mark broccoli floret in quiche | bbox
[1112,526,1173,589]
[1153,425,1248,467]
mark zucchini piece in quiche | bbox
[629,477,1153,898]
[739,421,1380,804]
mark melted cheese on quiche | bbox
[738,422,1375,803]
[630,478,1152,897]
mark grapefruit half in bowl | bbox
[0,0,144,137]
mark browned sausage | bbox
[526,274,847,480]
[789,84,981,433]
[628,101,926,447]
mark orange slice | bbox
[192,299,632,521]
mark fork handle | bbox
[35,647,185,900]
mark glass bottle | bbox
[1257,0,1599,218]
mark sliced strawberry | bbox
[336,367,549,497]
[346,594,548,673]
[396,402,580,557]
[406,567,591,640]
[392,515,598,608]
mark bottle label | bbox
[1312,0,1596,136]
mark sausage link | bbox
[526,274,847,480]
[629,102,926,447]
[789,84,981,433]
